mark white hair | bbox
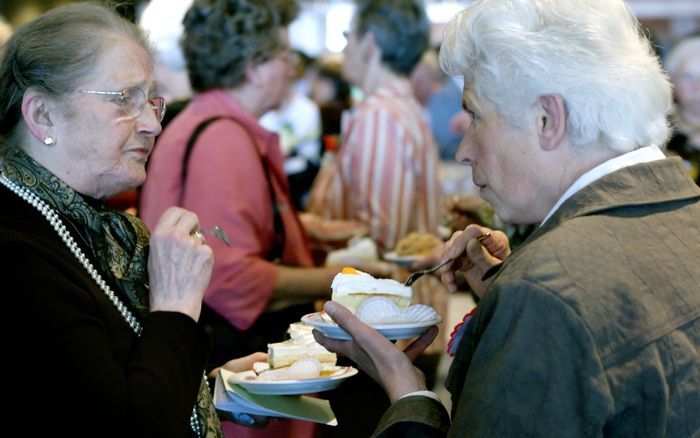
[440,0,673,153]
[664,36,700,79]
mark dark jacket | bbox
[0,183,210,437]
[374,157,700,437]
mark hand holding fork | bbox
[193,225,230,246]
[404,233,491,286]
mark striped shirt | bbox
[308,79,441,252]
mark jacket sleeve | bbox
[372,395,450,437]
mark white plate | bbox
[227,366,358,395]
[302,312,442,341]
[382,251,425,267]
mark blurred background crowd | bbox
[1,0,698,436]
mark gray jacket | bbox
[374,157,700,437]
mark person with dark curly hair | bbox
[139,1,336,435]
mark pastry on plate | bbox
[331,267,412,313]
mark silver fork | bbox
[404,257,454,287]
[196,226,230,246]
[403,232,491,287]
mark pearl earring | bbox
[44,136,54,145]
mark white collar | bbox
[541,145,665,225]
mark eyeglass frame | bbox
[78,87,167,123]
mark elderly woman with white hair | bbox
[665,35,700,184]
[313,0,700,436]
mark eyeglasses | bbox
[79,87,166,123]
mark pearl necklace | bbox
[0,174,202,437]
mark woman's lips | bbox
[128,147,151,160]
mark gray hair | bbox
[0,2,151,146]
[440,0,672,153]
[355,0,430,76]
[182,0,298,92]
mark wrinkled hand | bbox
[313,301,438,403]
[440,224,510,297]
[147,207,214,321]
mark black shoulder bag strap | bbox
[181,116,285,262]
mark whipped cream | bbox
[331,269,412,299]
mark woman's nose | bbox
[138,106,163,136]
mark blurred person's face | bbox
[255,28,297,113]
[342,20,368,87]
[47,35,162,199]
[455,87,551,224]
[675,52,700,117]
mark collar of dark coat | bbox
[543,157,698,229]
[510,156,700,258]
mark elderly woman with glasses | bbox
[0,3,263,437]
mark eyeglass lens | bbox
[121,88,166,122]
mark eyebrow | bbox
[123,79,157,92]
[129,81,159,97]
[461,91,478,112]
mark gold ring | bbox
[476,232,491,243]
[193,230,205,242]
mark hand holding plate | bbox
[313,301,438,402]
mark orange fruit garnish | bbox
[341,267,360,275]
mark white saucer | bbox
[227,366,358,395]
[301,312,442,341]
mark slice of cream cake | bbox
[331,267,412,313]
[267,323,337,369]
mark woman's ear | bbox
[538,94,567,151]
[21,89,55,145]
